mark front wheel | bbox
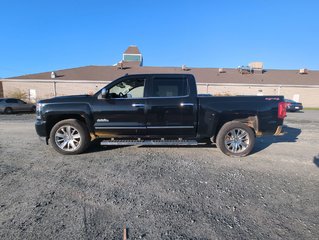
[4,107,13,114]
[49,119,90,155]
[216,121,255,157]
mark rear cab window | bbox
[149,77,189,97]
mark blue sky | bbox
[0,0,318,77]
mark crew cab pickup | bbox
[35,74,286,157]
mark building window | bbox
[123,54,142,62]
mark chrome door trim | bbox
[96,126,194,130]
[147,126,194,129]
[95,126,147,130]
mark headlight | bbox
[36,103,44,119]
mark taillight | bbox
[278,102,286,119]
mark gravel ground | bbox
[0,111,318,239]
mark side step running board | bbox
[100,139,198,146]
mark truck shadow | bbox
[86,126,301,154]
[139,144,216,149]
[313,155,319,168]
[252,125,301,154]
[85,140,215,153]
[86,140,127,153]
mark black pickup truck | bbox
[35,74,286,157]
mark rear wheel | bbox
[49,119,90,155]
[4,107,13,114]
[216,121,255,157]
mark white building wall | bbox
[2,80,319,107]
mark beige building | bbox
[1,46,319,107]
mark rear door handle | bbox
[132,103,145,108]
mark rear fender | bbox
[212,115,258,142]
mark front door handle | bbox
[180,103,194,107]
[132,103,145,108]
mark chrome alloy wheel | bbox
[55,125,81,152]
[224,128,249,153]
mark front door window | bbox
[109,78,145,99]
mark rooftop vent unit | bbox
[51,72,56,79]
[117,61,124,70]
[218,68,226,73]
[299,68,308,74]
[182,65,190,71]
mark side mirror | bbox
[101,88,108,98]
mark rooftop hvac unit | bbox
[249,62,264,74]
[249,62,264,70]
[51,72,56,79]
[299,68,308,74]
[218,68,226,73]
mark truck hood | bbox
[39,95,93,104]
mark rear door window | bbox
[149,77,188,97]
[17,100,26,104]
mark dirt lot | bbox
[0,111,318,239]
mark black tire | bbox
[32,106,36,112]
[4,107,13,114]
[49,119,90,155]
[216,121,255,157]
